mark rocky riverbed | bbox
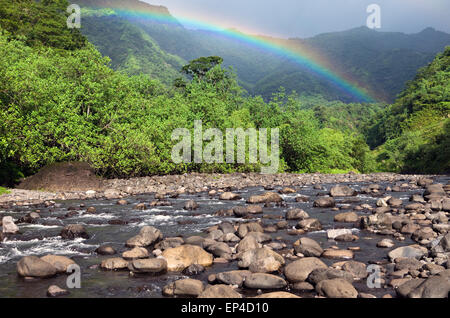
[0,173,449,298]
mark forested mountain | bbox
[75,0,450,103]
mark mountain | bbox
[75,0,450,103]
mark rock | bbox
[396,279,425,298]
[205,242,232,258]
[330,185,356,197]
[292,282,315,291]
[341,261,367,280]
[155,237,185,250]
[412,227,436,242]
[322,249,354,260]
[247,192,283,204]
[95,245,116,255]
[18,212,40,224]
[122,247,149,260]
[184,236,205,247]
[198,285,242,298]
[163,279,204,297]
[279,187,296,194]
[237,235,260,253]
[162,245,213,272]
[245,231,272,243]
[244,273,287,289]
[254,292,300,298]
[316,279,358,298]
[295,195,309,202]
[116,199,128,205]
[214,270,252,287]
[219,222,236,234]
[184,200,199,210]
[388,245,428,261]
[307,268,354,285]
[17,256,57,278]
[377,239,395,248]
[293,237,323,257]
[284,257,328,283]
[101,258,129,270]
[334,212,358,223]
[335,234,358,242]
[388,197,403,207]
[394,258,423,271]
[60,224,89,240]
[405,203,424,211]
[182,264,205,276]
[135,203,147,210]
[286,208,309,220]
[220,233,240,243]
[126,226,163,247]
[238,248,285,273]
[219,192,241,200]
[128,258,167,274]
[327,229,353,240]
[47,285,69,297]
[40,255,76,273]
[407,270,450,298]
[2,216,19,234]
[233,206,248,217]
[206,229,224,240]
[296,218,322,232]
[401,223,420,234]
[313,197,336,208]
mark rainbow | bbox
[81,3,375,102]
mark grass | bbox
[0,187,10,195]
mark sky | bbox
[147,0,450,38]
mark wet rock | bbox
[295,195,309,202]
[238,247,285,273]
[205,242,232,258]
[407,270,450,298]
[237,235,260,253]
[284,257,328,283]
[330,185,356,197]
[394,258,423,271]
[388,198,403,207]
[17,256,57,278]
[162,245,213,272]
[163,279,204,297]
[388,245,428,261]
[307,268,354,285]
[40,255,76,273]
[47,285,70,297]
[128,258,167,274]
[313,197,336,208]
[245,231,272,243]
[184,236,205,247]
[18,212,40,224]
[155,237,185,251]
[244,273,287,289]
[296,218,322,232]
[184,200,199,210]
[213,270,252,287]
[334,212,358,223]
[219,192,241,200]
[233,206,248,217]
[219,222,236,234]
[116,199,129,205]
[2,216,19,234]
[412,227,436,242]
[327,229,353,240]
[286,208,309,220]
[60,224,89,240]
[247,192,283,204]
[341,261,367,280]
[335,234,358,242]
[396,279,426,298]
[220,233,240,243]
[401,223,420,234]
[126,226,163,247]
[135,203,147,210]
[101,258,129,270]
[377,239,395,248]
[316,279,358,298]
[276,220,288,229]
[405,203,424,211]
[322,249,354,260]
[95,245,116,255]
[198,285,242,298]
[292,282,315,291]
[279,187,296,194]
[247,205,263,214]
[254,292,300,298]
[122,247,150,260]
[182,264,205,276]
[293,237,323,257]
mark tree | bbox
[181,56,224,79]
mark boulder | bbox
[313,197,336,208]
[40,255,76,273]
[293,237,323,257]
[247,192,283,204]
[122,247,149,260]
[322,249,354,260]
[163,279,204,297]
[327,229,353,240]
[47,285,70,297]
[2,216,19,234]
[213,270,252,287]
[388,245,428,261]
[334,212,359,223]
[341,261,368,280]
[254,292,300,298]
[126,226,163,247]
[60,224,89,240]
[219,192,241,200]
[407,270,450,298]
[316,278,358,298]
[237,235,260,253]
[95,245,116,255]
[238,247,285,273]
[205,242,232,258]
[17,256,57,278]
[244,273,287,289]
[100,258,129,270]
[162,245,213,272]
[377,239,395,248]
[307,268,354,285]
[284,257,328,283]
[286,209,309,220]
[155,237,184,251]
[296,218,322,232]
[330,185,356,197]
[128,258,167,274]
[184,200,199,210]
[198,285,242,298]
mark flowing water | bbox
[1,177,448,298]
